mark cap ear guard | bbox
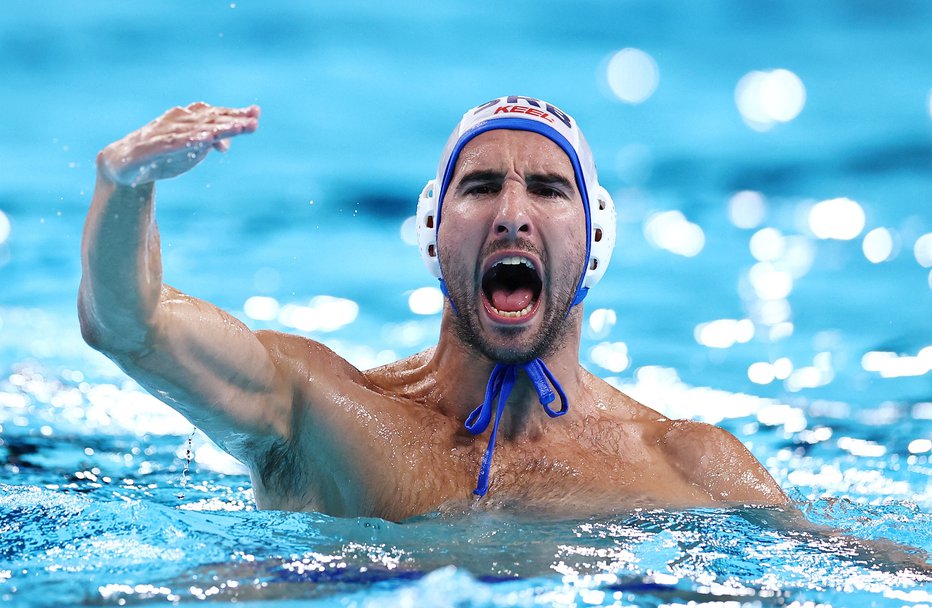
[581,185,616,290]
[416,179,442,279]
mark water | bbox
[1,1,931,606]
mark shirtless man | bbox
[79,96,788,521]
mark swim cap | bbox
[417,95,616,307]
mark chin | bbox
[475,323,562,365]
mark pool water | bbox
[1,1,931,606]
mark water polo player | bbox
[79,97,788,520]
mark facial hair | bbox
[442,240,583,364]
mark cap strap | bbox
[464,359,569,497]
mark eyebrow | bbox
[526,173,575,193]
[453,170,576,195]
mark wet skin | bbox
[79,103,789,522]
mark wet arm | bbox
[78,104,292,462]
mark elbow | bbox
[77,283,151,357]
[77,285,104,350]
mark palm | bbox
[98,102,260,187]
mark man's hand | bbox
[97,102,260,187]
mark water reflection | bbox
[694,318,754,349]
[399,215,418,246]
[586,308,617,340]
[735,69,806,131]
[589,341,630,373]
[643,210,704,257]
[0,209,10,245]
[277,295,359,333]
[862,227,895,263]
[861,347,932,378]
[808,197,865,240]
[408,286,443,315]
[749,227,786,262]
[604,48,659,104]
[728,191,767,229]
[913,232,932,267]
[244,295,279,321]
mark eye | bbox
[529,185,566,199]
[464,183,500,196]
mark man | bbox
[79,97,788,521]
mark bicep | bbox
[111,286,293,460]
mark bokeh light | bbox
[728,191,767,229]
[408,286,444,315]
[400,216,418,246]
[749,262,793,300]
[643,210,705,257]
[914,232,932,267]
[861,347,932,378]
[243,295,280,321]
[735,69,806,131]
[278,295,359,332]
[590,341,630,373]
[605,48,659,104]
[749,227,786,262]
[694,318,754,349]
[0,209,10,244]
[748,357,793,385]
[808,197,865,240]
[587,308,617,339]
[862,227,894,263]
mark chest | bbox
[383,418,714,517]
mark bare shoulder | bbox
[253,329,367,385]
[661,419,789,506]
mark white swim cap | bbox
[417,96,615,307]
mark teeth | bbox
[492,302,534,318]
[495,256,535,270]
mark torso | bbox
[248,340,728,521]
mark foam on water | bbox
[0,364,929,606]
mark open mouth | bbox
[481,256,543,320]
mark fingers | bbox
[182,102,260,120]
[151,104,259,149]
[99,103,260,185]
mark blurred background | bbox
[0,0,930,414]
[2,6,931,603]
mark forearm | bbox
[79,170,163,355]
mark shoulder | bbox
[660,420,789,506]
[254,330,367,384]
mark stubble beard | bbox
[444,245,582,365]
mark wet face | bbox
[437,130,587,363]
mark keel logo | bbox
[473,96,573,129]
[493,104,554,122]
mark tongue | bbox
[491,287,534,312]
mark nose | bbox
[492,180,532,238]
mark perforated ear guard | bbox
[416,179,441,280]
[583,185,616,290]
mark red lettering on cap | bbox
[492,105,554,122]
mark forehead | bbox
[451,129,576,180]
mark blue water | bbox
[1,1,931,606]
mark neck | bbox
[427,305,586,440]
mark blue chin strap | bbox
[465,360,569,497]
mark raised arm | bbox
[78,102,293,463]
